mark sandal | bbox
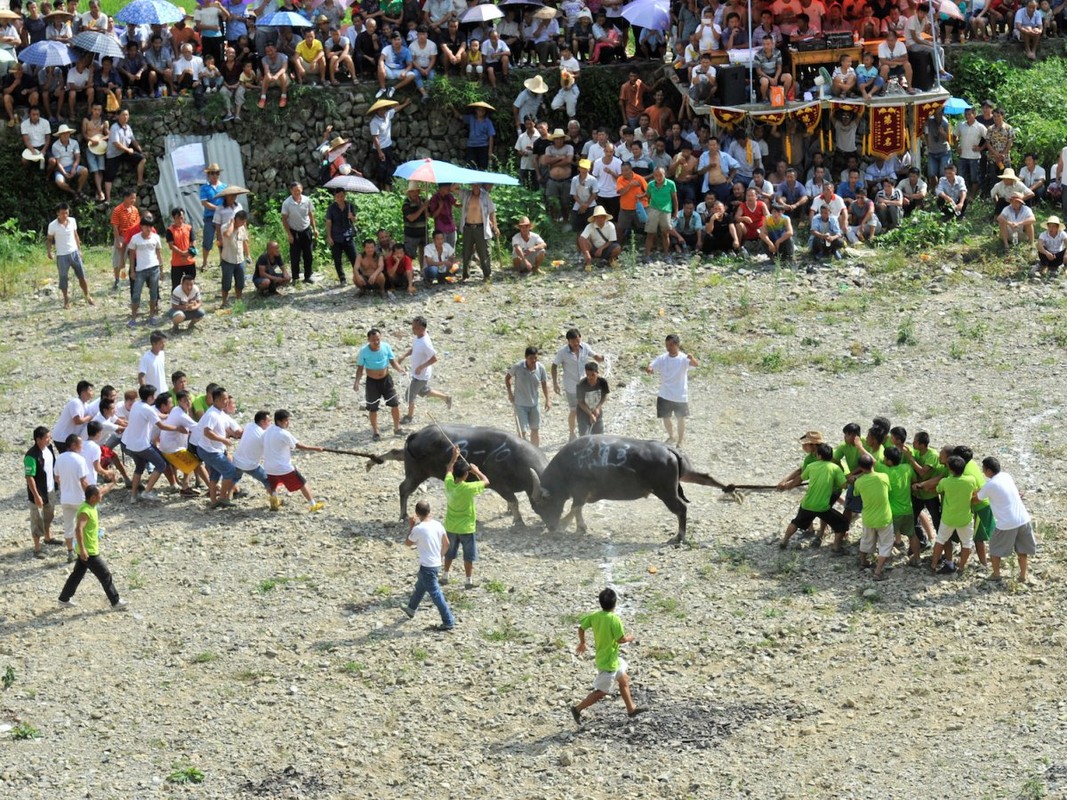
[279,94,288,108]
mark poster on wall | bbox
[172,143,206,187]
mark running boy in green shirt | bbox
[58,485,128,611]
[571,588,647,725]
[778,442,848,550]
[441,445,489,589]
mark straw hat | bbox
[0,10,22,21]
[578,158,592,170]
[549,128,565,139]
[1046,215,1063,227]
[1009,191,1026,201]
[55,123,76,135]
[367,98,399,114]
[534,6,557,19]
[468,101,496,111]
[205,162,222,173]
[45,10,74,20]
[407,180,421,193]
[517,216,533,227]
[998,168,1019,181]
[326,135,350,151]
[88,136,108,155]
[523,75,549,94]
[21,148,45,163]
[588,205,611,221]
[799,430,824,445]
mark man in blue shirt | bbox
[376,31,414,99]
[810,204,845,260]
[353,328,406,441]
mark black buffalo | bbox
[528,436,730,545]
[372,424,549,525]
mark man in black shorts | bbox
[353,328,406,441]
[253,241,292,295]
[778,443,850,549]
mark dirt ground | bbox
[1,253,1065,799]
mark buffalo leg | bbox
[398,476,426,521]
[498,491,526,527]
[659,490,690,546]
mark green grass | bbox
[191,651,219,664]
[484,579,507,595]
[340,661,365,676]
[482,620,523,642]
[10,722,40,740]
[166,762,205,785]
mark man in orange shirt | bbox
[109,188,141,291]
[642,88,675,138]
[615,161,648,245]
[164,207,197,289]
[618,70,645,128]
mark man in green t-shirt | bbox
[854,454,893,580]
[955,445,994,567]
[904,430,941,548]
[58,485,128,611]
[778,442,848,550]
[441,445,489,589]
[931,455,979,575]
[875,446,917,563]
[571,588,647,725]
[644,167,678,259]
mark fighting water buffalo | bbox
[528,435,731,545]
[371,424,549,525]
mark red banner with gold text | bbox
[869,105,907,159]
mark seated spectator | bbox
[355,19,382,79]
[172,43,204,103]
[810,204,845,260]
[721,12,748,49]
[3,64,39,128]
[810,181,848,231]
[990,168,1034,216]
[294,26,327,85]
[897,167,927,216]
[168,273,205,331]
[200,55,223,94]
[734,187,769,244]
[326,27,356,85]
[997,193,1035,253]
[1014,0,1043,60]
[754,35,792,103]
[254,241,292,295]
[20,106,51,169]
[103,108,145,202]
[846,186,880,244]
[258,43,290,109]
[749,168,775,205]
[1034,215,1065,277]
[699,199,740,254]
[511,216,547,274]
[144,34,176,96]
[775,168,809,218]
[831,53,857,97]
[875,177,905,231]
[49,124,89,198]
[219,47,246,122]
[839,168,863,206]
[385,241,415,294]
[1018,153,1047,203]
[62,53,95,121]
[759,202,795,262]
[119,42,152,99]
[376,31,414,99]
[687,52,717,109]
[671,199,703,251]
[423,230,458,284]
[877,30,913,91]
[637,26,666,60]
[579,205,622,268]
[936,163,967,221]
[482,29,510,87]
[855,52,883,100]
[753,9,783,45]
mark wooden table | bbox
[789,45,862,83]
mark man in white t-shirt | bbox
[646,333,698,446]
[876,30,912,90]
[976,456,1035,583]
[552,328,604,441]
[193,386,243,508]
[54,434,90,562]
[810,182,848,232]
[53,380,95,451]
[408,26,437,101]
[49,125,89,196]
[47,202,93,309]
[138,329,167,393]
[422,231,457,284]
[398,315,452,425]
[20,106,51,168]
[262,409,324,512]
[232,409,271,490]
[399,499,455,630]
[127,214,164,327]
[121,384,183,500]
[579,205,622,267]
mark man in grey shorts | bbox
[551,328,604,441]
[976,456,1036,583]
[505,346,551,447]
[397,315,452,425]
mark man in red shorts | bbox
[262,409,325,512]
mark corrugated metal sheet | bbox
[153,133,248,235]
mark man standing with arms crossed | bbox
[551,328,604,441]
[398,316,452,426]
[281,181,318,284]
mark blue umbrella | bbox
[115,0,186,25]
[621,0,671,31]
[259,11,315,28]
[394,159,519,186]
[944,96,972,115]
[18,40,74,68]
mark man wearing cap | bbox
[47,202,93,310]
[579,205,621,268]
[512,76,547,134]
[776,431,825,491]
[542,129,575,224]
[505,346,551,447]
[990,168,1033,218]
[48,124,88,197]
[376,31,414,99]
[997,193,1035,254]
[458,184,498,281]
[511,217,547,275]
[104,108,145,203]
[199,164,227,272]
[1035,215,1065,277]
[20,105,50,170]
[127,214,164,328]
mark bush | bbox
[876,210,961,254]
